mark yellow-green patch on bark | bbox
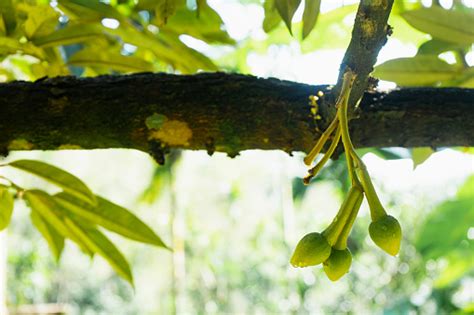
[148,120,193,146]
[58,144,83,149]
[361,19,376,38]
[8,139,34,150]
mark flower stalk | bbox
[292,68,402,281]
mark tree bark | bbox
[0,72,473,158]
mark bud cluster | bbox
[291,69,402,281]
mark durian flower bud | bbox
[323,248,352,281]
[369,215,402,256]
[290,232,331,267]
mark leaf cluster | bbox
[0,0,233,79]
[0,159,168,285]
[373,5,474,87]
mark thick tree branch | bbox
[0,73,473,157]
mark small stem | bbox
[323,185,363,246]
[303,126,341,184]
[334,188,364,250]
[455,50,469,69]
[0,175,23,192]
[303,115,339,166]
[336,69,385,222]
[350,151,386,221]
[336,70,358,185]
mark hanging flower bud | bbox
[369,215,402,256]
[290,232,331,267]
[323,248,352,281]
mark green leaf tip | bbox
[30,211,65,262]
[54,192,170,249]
[369,215,402,256]
[275,0,302,34]
[63,217,134,286]
[323,248,352,281]
[302,0,321,39]
[290,232,331,267]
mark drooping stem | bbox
[303,126,341,184]
[352,157,386,222]
[303,115,339,166]
[334,189,364,250]
[336,70,358,185]
[335,70,386,222]
[323,185,363,246]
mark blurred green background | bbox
[0,0,473,314]
[2,148,473,314]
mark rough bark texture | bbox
[0,72,473,158]
[333,0,395,106]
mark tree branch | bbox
[334,0,395,105]
[0,73,472,157]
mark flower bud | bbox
[369,215,402,256]
[290,232,331,268]
[323,248,352,281]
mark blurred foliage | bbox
[0,0,472,86]
[0,160,168,285]
[1,0,474,313]
[5,150,473,314]
[416,175,474,287]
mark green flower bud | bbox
[323,248,352,281]
[369,215,402,256]
[290,232,331,268]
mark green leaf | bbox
[58,0,126,23]
[155,0,178,26]
[0,15,6,36]
[19,3,60,39]
[107,26,217,72]
[434,250,473,288]
[0,0,17,35]
[300,4,357,52]
[63,217,134,285]
[68,48,155,73]
[411,147,434,169]
[416,186,474,261]
[457,175,474,199]
[373,56,459,86]
[159,2,234,45]
[30,211,65,262]
[402,7,474,45]
[24,190,94,256]
[8,159,96,205]
[275,0,302,34]
[387,14,427,46]
[32,23,105,48]
[136,0,163,10]
[458,72,474,88]
[263,0,281,33]
[0,187,14,230]
[0,37,46,59]
[54,192,169,248]
[302,0,321,39]
[417,39,468,56]
[159,31,219,72]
